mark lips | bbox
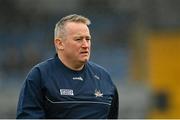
[80,51,89,55]
[81,51,88,53]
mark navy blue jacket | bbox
[16,54,119,119]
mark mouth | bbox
[80,51,89,55]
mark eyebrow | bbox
[74,35,91,38]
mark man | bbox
[16,14,119,119]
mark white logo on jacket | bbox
[94,75,100,80]
[94,89,103,97]
[60,89,74,96]
[72,77,83,81]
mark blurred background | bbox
[0,0,180,118]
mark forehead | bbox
[64,22,90,35]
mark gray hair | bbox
[54,14,91,39]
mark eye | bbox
[75,38,82,41]
[86,38,91,41]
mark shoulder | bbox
[23,56,56,87]
[30,55,58,75]
[27,56,55,77]
[35,57,55,69]
[87,61,109,73]
[87,61,117,92]
[86,61,112,81]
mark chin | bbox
[80,58,89,63]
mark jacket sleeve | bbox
[16,67,45,119]
[108,87,119,119]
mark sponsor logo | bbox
[72,77,83,81]
[94,75,100,80]
[60,89,74,96]
[94,89,103,97]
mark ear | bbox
[54,38,64,50]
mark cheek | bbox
[65,44,80,53]
[88,41,91,48]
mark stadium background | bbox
[0,0,180,118]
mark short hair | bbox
[54,14,91,39]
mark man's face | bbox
[61,22,91,64]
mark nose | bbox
[82,39,90,48]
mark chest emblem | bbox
[72,76,83,81]
[94,89,103,97]
[94,75,100,80]
[60,89,74,96]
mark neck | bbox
[57,54,85,71]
